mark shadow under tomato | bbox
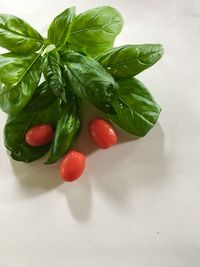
[10,155,92,222]
[58,173,92,222]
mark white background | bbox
[0,0,200,266]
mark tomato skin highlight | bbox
[25,124,54,147]
[60,150,86,182]
[89,118,117,149]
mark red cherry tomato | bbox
[89,118,117,149]
[25,124,54,147]
[60,150,86,182]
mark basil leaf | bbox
[24,82,56,112]
[93,101,116,115]
[46,98,81,164]
[69,6,124,57]
[0,52,42,114]
[4,100,59,163]
[43,50,67,102]
[108,78,161,136]
[0,14,43,53]
[62,52,118,113]
[97,44,164,79]
[48,7,76,48]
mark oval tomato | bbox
[89,118,117,149]
[60,150,86,182]
[25,124,54,147]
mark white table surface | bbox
[0,0,200,266]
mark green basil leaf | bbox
[108,78,161,136]
[69,6,124,57]
[43,50,67,102]
[4,100,60,163]
[24,82,56,112]
[93,101,116,115]
[48,7,76,48]
[97,44,164,79]
[46,98,81,164]
[0,14,43,53]
[62,52,119,113]
[0,52,42,114]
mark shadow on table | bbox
[88,123,169,208]
[58,122,168,221]
[11,104,168,222]
[58,174,92,222]
[10,158,63,197]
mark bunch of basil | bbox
[0,6,164,163]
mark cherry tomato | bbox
[89,118,117,149]
[60,150,86,182]
[25,124,54,147]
